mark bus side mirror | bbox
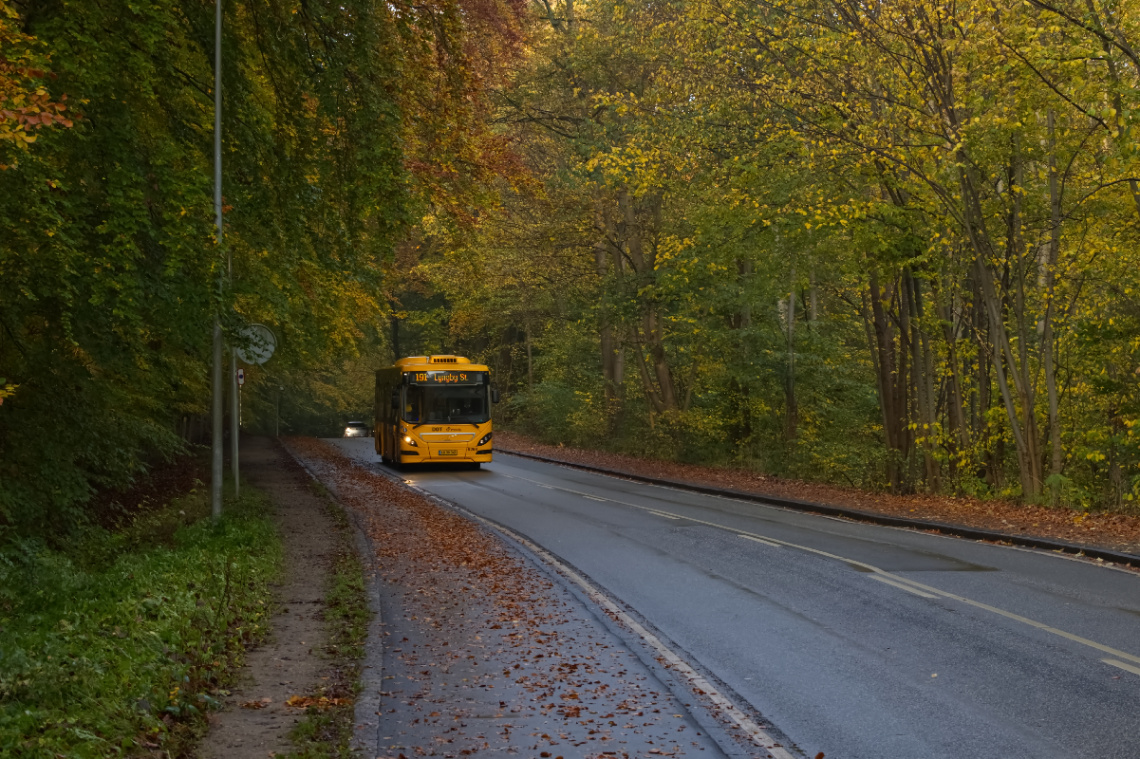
[390,395,398,410]
[491,388,501,404]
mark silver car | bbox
[343,421,370,438]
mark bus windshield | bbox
[404,384,489,425]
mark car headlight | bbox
[404,435,417,447]
[477,431,492,446]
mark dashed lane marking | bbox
[868,574,939,599]
[1103,659,1140,677]
[739,534,782,548]
[496,468,1140,669]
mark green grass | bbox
[284,499,369,759]
[0,483,282,758]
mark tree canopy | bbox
[403,0,1140,511]
[6,0,1140,536]
[0,0,524,537]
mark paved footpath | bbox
[198,438,339,758]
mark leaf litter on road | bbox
[288,438,756,758]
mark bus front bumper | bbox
[423,446,492,463]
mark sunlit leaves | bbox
[0,0,73,167]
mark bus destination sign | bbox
[408,370,485,385]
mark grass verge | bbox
[284,491,369,759]
[0,479,282,758]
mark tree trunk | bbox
[618,189,677,414]
[1043,109,1063,497]
[974,255,1041,498]
[525,321,534,392]
[906,272,939,491]
[935,278,969,472]
[958,157,1042,499]
[809,263,819,322]
[866,271,910,492]
[783,269,798,441]
[645,307,678,410]
[595,213,625,421]
[391,313,401,361]
[731,258,753,454]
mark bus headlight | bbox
[404,436,417,446]
[477,432,492,446]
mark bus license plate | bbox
[438,449,457,456]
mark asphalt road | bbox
[332,440,1140,759]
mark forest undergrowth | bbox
[0,455,281,758]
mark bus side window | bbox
[404,389,421,422]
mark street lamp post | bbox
[231,356,239,498]
[210,0,226,520]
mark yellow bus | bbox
[374,355,499,468]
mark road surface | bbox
[333,440,1140,759]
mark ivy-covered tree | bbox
[0,0,524,537]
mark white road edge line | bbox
[583,495,608,502]
[413,475,794,758]
[1102,659,1140,677]
[479,520,797,759]
[868,574,938,599]
[647,510,681,520]
[498,466,1140,668]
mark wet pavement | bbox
[286,438,747,759]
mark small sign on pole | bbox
[237,368,245,386]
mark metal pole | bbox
[231,353,239,497]
[220,0,239,499]
[210,0,225,520]
[211,321,222,520]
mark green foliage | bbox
[381,0,1140,513]
[0,483,281,758]
[0,0,526,539]
[0,0,73,162]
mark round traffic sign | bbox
[235,324,277,365]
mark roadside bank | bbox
[0,453,279,759]
[495,431,1140,562]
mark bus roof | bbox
[390,355,489,372]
